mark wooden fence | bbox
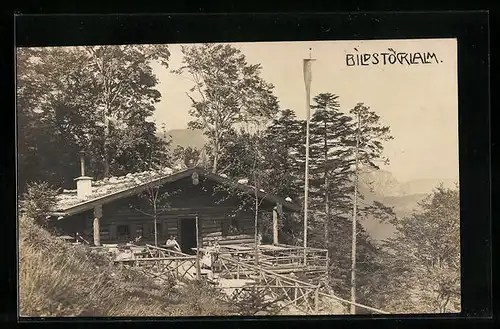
[111,244,388,315]
[217,254,388,315]
[114,244,197,281]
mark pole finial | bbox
[309,48,312,59]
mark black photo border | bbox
[3,10,492,329]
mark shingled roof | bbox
[49,167,300,217]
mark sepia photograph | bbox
[17,38,460,317]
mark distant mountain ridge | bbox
[359,169,458,197]
[159,129,208,151]
[358,169,459,242]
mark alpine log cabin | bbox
[47,163,300,254]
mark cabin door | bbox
[180,217,197,254]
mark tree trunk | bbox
[103,114,110,177]
[350,111,361,315]
[196,215,201,280]
[212,153,218,173]
[101,50,111,178]
[212,131,219,173]
[254,174,259,267]
[325,179,329,247]
[153,201,158,247]
[324,119,329,249]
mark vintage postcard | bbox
[17,39,459,317]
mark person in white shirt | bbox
[165,235,181,252]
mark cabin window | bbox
[117,225,130,240]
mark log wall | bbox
[54,175,280,247]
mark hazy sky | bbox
[150,39,458,183]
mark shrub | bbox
[231,285,284,316]
[19,181,57,226]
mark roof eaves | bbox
[49,168,200,217]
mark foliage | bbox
[131,185,181,246]
[348,103,394,169]
[231,285,284,316]
[308,211,382,306]
[307,93,355,248]
[215,110,305,243]
[176,280,237,316]
[16,45,171,192]
[18,181,58,226]
[172,145,201,168]
[172,43,279,172]
[374,185,461,313]
[261,109,305,200]
[212,101,393,306]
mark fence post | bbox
[196,216,201,281]
[294,282,298,305]
[237,261,240,280]
[314,287,319,313]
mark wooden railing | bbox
[217,254,388,315]
[114,244,197,281]
[111,244,387,315]
[217,254,321,314]
[213,244,328,281]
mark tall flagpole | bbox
[303,49,315,265]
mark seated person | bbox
[165,235,181,252]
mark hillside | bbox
[161,129,208,151]
[18,216,234,317]
[358,169,458,242]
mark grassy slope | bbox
[19,216,235,317]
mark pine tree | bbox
[261,109,305,200]
[308,93,355,249]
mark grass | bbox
[18,216,236,317]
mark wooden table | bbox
[223,244,253,252]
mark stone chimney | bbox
[75,151,93,199]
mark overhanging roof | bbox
[49,167,301,218]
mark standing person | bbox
[165,235,181,252]
[211,239,221,272]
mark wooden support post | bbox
[314,287,319,313]
[294,282,298,305]
[196,215,201,281]
[93,205,102,246]
[272,205,279,245]
[237,261,240,280]
[325,250,329,275]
